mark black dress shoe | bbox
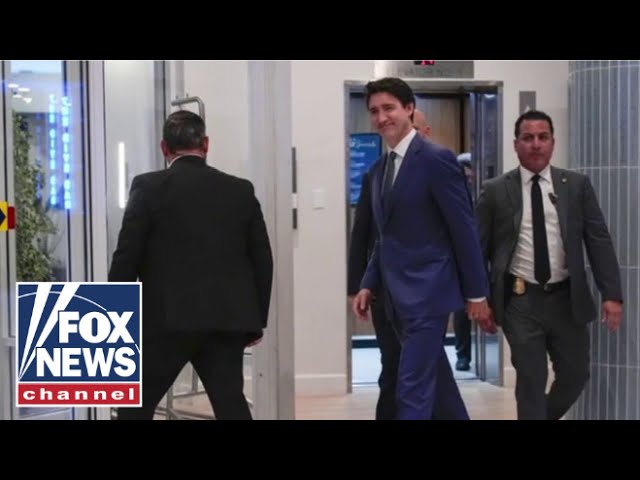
[455,359,470,371]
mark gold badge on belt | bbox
[513,276,526,295]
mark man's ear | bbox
[160,139,169,157]
[202,136,210,154]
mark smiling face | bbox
[367,92,415,148]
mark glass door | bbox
[0,60,93,419]
[2,60,294,420]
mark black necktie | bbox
[531,174,551,285]
[382,151,397,200]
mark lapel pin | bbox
[562,177,567,183]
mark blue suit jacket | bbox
[360,135,488,320]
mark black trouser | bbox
[453,309,471,362]
[503,285,590,420]
[371,295,401,420]
[117,331,251,420]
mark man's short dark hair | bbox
[514,110,554,138]
[162,110,206,153]
[364,77,416,118]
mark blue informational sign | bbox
[349,133,382,205]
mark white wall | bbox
[475,61,569,172]
[292,61,375,394]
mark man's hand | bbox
[352,289,373,321]
[602,300,623,332]
[466,299,497,334]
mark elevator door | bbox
[345,80,504,390]
[469,91,503,385]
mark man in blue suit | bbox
[352,77,495,420]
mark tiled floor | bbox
[163,376,517,420]
[156,346,517,420]
[352,345,476,385]
[164,380,518,420]
[295,382,517,420]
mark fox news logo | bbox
[16,282,142,407]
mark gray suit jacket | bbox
[475,165,623,326]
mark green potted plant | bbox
[13,112,58,282]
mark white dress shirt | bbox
[168,153,205,167]
[386,128,417,184]
[509,164,569,284]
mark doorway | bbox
[0,60,172,420]
[1,60,295,420]
[345,79,504,391]
[0,60,93,419]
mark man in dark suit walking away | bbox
[475,109,623,420]
[109,110,273,420]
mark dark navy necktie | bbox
[382,151,397,199]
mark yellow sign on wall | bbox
[0,201,8,231]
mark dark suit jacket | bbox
[361,135,488,320]
[347,168,378,296]
[475,165,623,326]
[108,156,273,341]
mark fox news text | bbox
[16,282,142,407]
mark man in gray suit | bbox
[476,109,623,420]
